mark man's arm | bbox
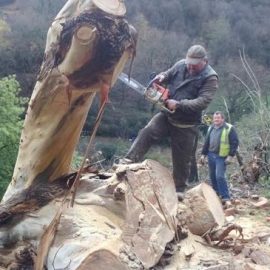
[155,60,184,83]
[175,76,218,112]
[228,127,239,156]
[201,139,209,156]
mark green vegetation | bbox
[77,137,132,167]
[76,137,172,169]
[0,76,27,197]
[71,151,84,171]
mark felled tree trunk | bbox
[0,160,178,270]
[3,0,137,201]
[0,161,234,269]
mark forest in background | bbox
[0,0,269,196]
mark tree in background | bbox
[0,76,26,197]
[0,0,65,96]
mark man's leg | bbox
[207,152,219,195]
[126,112,169,162]
[170,126,198,192]
[188,133,199,183]
[215,156,230,200]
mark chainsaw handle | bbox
[146,77,158,89]
[146,78,175,114]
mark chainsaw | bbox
[118,73,174,114]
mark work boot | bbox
[176,192,184,202]
[225,200,232,208]
[175,185,186,202]
[175,184,187,193]
[221,199,232,209]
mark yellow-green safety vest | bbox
[207,123,232,157]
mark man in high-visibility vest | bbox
[200,111,239,205]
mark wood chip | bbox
[251,197,269,208]
[224,207,236,216]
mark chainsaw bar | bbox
[118,73,174,114]
[118,73,146,96]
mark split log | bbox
[251,197,269,208]
[183,182,225,236]
[120,159,178,268]
[2,0,137,201]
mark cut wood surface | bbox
[121,159,178,268]
[184,182,225,236]
[47,160,178,269]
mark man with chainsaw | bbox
[123,45,218,193]
[200,111,239,205]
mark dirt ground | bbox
[163,183,270,270]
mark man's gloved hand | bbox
[225,156,234,165]
[199,155,206,166]
[165,99,179,111]
[154,73,165,83]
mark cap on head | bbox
[93,0,126,16]
[186,45,207,65]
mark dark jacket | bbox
[201,123,239,157]
[162,59,218,125]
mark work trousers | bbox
[207,152,230,200]
[126,112,198,192]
